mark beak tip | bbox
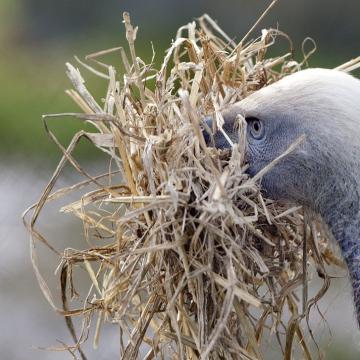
[201,116,214,146]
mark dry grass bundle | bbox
[23,6,358,360]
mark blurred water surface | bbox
[0,159,124,359]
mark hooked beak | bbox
[201,115,239,149]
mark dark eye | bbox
[247,117,264,140]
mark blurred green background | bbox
[0,0,359,359]
[1,0,359,161]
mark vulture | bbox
[203,68,360,325]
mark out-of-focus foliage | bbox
[0,0,359,160]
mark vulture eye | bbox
[247,117,264,140]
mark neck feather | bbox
[320,192,360,326]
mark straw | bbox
[23,8,357,359]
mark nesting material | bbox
[24,9,358,360]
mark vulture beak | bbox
[201,115,235,149]
[202,116,215,146]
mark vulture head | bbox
[203,68,360,325]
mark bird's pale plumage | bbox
[204,68,360,325]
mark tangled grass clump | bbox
[24,7,357,360]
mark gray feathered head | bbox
[204,68,360,326]
[204,68,360,215]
